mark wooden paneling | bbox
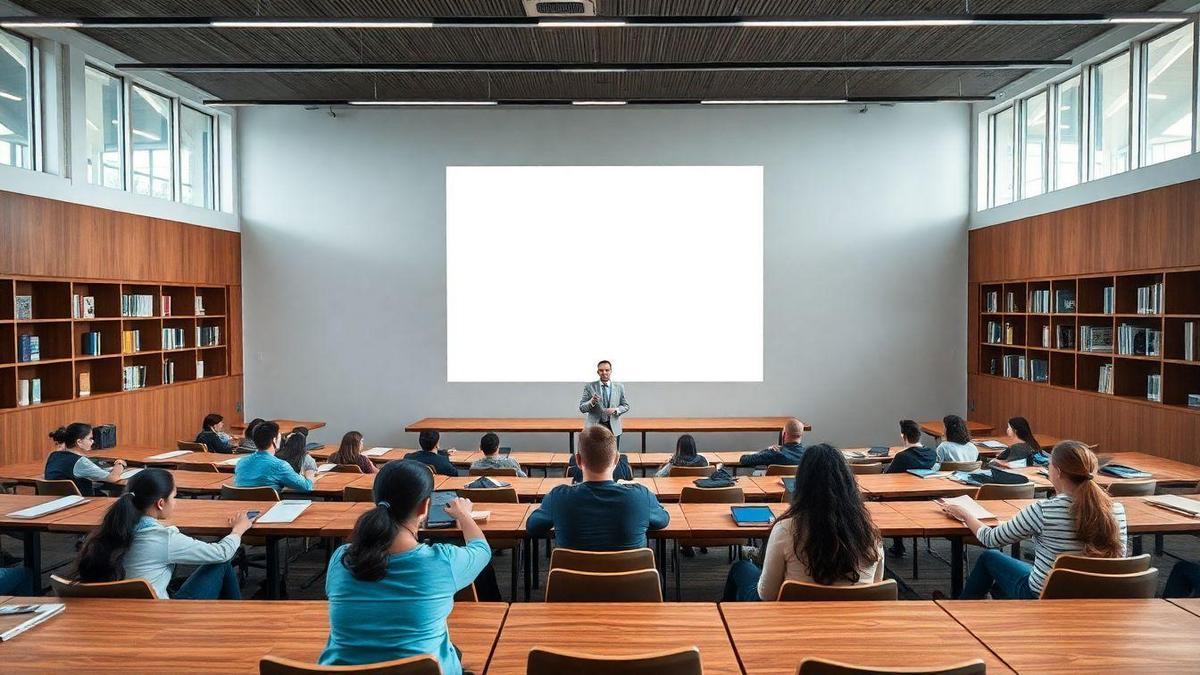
[969,180,1200,465]
[0,190,242,464]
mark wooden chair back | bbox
[939,461,982,472]
[549,547,656,573]
[850,463,884,475]
[679,486,745,503]
[777,579,898,601]
[329,464,363,474]
[1106,480,1157,496]
[177,440,209,452]
[186,463,223,473]
[765,464,797,476]
[975,482,1036,500]
[259,654,440,674]
[51,574,157,599]
[220,485,280,501]
[796,657,986,675]
[667,465,715,477]
[1053,554,1152,574]
[453,583,478,602]
[468,467,519,477]
[343,485,375,502]
[544,568,663,602]
[1039,567,1159,599]
[35,479,82,496]
[527,646,701,675]
[457,486,519,503]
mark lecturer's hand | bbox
[590,393,600,406]
[605,408,618,417]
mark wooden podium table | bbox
[406,416,808,452]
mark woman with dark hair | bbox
[44,423,125,496]
[237,418,265,452]
[945,441,1127,599]
[992,416,1041,466]
[654,434,710,477]
[722,443,884,601]
[321,460,491,670]
[329,431,377,474]
[75,468,249,599]
[195,413,237,454]
[935,414,979,464]
[276,430,318,474]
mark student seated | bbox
[884,420,937,557]
[989,416,1041,468]
[320,460,490,671]
[237,418,265,452]
[945,441,1127,599]
[654,434,710,477]
[195,413,237,454]
[44,423,125,496]
[935,414,979,465]
[723,444,883,601]
[566,450,633,482]
[234,420,315,491]
[404,430,459,477]
[75,468,248,599]
[738,418,806,468]
[1164,560,1200,599]
[527,425,669,550]
[276,430,318,474]
[328,431,377,474]
[468,432,525,477]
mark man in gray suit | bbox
[579,359,630,447]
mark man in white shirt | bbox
[579,360,630,448]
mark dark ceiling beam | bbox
[203,96,995,107]
[117,60,1070,73]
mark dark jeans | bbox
[173,562,242,600]
[1164,561,1200,599]
[959,549,1038,599]
[722,559,763,601]
[473,562,502,602]
[0,567,31,595]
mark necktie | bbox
[603,384,610,408]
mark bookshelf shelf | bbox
[0,276,232,411]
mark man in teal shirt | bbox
[233,420,315,492]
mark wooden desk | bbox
[436,476,548,502]
[322,502,532,540]
[488,602,741,675]
[1169,597,1200,618]
[291,471,371,499]
[919,419,994,440]
[853,473,982,499]
[939,599,1200,673]
[721,601,1012,674]
[230,419,326,433]
[652,476,767,502]
[0,597,505,674]
[0,494,110,584]
[449,452,566,476]
[1102,451,1200,486]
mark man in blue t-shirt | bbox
[527,425,669,550]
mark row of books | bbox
[122,365,150,391]
[1116,324,1162,356]
[989,355,1050,382]
[16,378,41,405]
[18,335,40,362]
[1147,373,1162,402]
[1098,363,1114,394]
[197,325,221,347]
[1102,286,1115,314]
[984,291,999,313]
[1190,394,1200,408]
[1056,324,1075,349]
[121,294,155,317]
[163,328,187,350]
[1136,283,1164,314]
[80,331,102,356]
[1029,289,1051,313]
[121,330,142,354]
[1001,354,1026,379]
[71,294,96,319]
[1080,326,1113,353]
[1026,289,1077,314]
[164,359,178,384]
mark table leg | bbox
[266,536,282,600]
[22,531,42,595]
[523,539,532,600]
[531,537,540,590]
[568,432,574,454]
[510,542,518,600]
[674,540,682,601]
[1132,536,1143,556]
[655,539,667,596]
[912,537,918,579]
[950,536,964,598]
[641,432,647,453]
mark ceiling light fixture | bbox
[571,100,627,105]
[348,100,498,106]
[700,99,849,104]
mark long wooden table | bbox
[406,416,808,452]
[230,418,326,433]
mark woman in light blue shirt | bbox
[321,460,491,672]
[935,414,979,464]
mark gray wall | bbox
[238,104,970,453]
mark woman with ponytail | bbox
[75,468,249,599]
[992,416,1042,466]
[44,423,125,496]
[321,460,490,672]
[945,441,1127,599]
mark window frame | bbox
[989,105,1017,207]
[178,103,217,210]
[128,81,176,202]
[0,27,37,172]
[1052,74,1085,191]
[1019,90,1050,199]
[1087,48,1135,181]
[82,62,126,190]
[1138,22,1197,167]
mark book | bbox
[14,295,31,319]
[78,372,91,397]
[119,468,143,480]
[257,500,312,524]
[0,603,65,641]
[196,359,205,379]
[1055,324,1075,349]
[17,335,40,362]
[1117,324,1162,356]
[1041,324,1050,348]
[195,295,205,315]
[1190,393,1200,409]
[1143,495,1200,517]
[907,469,950,479]
[1029,289,1050,313]
[1186,321,1196,362]
[81,331,101,356]
[6,495,89,519]
[978,440,1008,449]
[729,505,775,527]
[1136,282,1164,314]
[317,463,338,472]
[1054,289,1076,313]
[985,320,1002,344]
[984,291,998,313]
[72,293,79,318]
[161,294,171,317]
[1080,325,1113,352]
[1098,363,1114,394]
[82,295,95,319]
[16,379,29,406]
[1147,373,1162,402]
[147,450,192,460]
[363,447,391,457]
[1102,286,1115,314]
[30,378,41,404]
[938,495,996,520]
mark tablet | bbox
[426,490,458,528]
[730,505,775,527]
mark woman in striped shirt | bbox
[943,440,1127,599]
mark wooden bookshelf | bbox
[977,269,1200,412]
[0,275,231,410]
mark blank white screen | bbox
[446,165,763,382]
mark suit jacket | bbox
[579,380,630,435]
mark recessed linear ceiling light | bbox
[0,90,23,101]
[700,99,849,104]
[571,100,627,105]
[209,20,435,28]
[348,100,498,106]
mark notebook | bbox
[256,500,312,524]
[1099,464,1152,479]
[979,440,1008,450]
[316,463,337,472]
[1144,494,1200,517]
[465,476,510,489]
[363,447,391,457]
[868,446,891,457]
[219,456,245,466]
[146,450,191,460]
[119,468,143,480]
[730,505,775,527]
[908,469,951,479]
[844,451,866,459]
[938,495,996,520]
[0,603,65,641]
[7,495,89,519]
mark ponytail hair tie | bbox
[376,500,391,510]
[126,491,136,498]
[1081,473,1093,481]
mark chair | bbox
[975,482,1036,500]
[777,579,898,601]
[177,440,208,452]
[796,657,986,675]
[667,465,715,477]
[550,547,656,573]
[850,463,884,475]
[51,574,157,599]
[527,646,701,675]
[185,463,223,473]
[259,654,440,675]
[939,461,982,472]
[330,464,363,474]
[1106,480,1157,496]
[1053,554,1151,574]
[1038,567,1159,599]
[456,487,519,503]
[765,464,797,476]
[544,568,663,602]
[468,467,519,477]
[453,583,478,602]
[343,485,375,502]
[678,486,749,569]
[35,479,82,496]
[220,485,280,501]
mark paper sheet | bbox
[256,500,312,524]
[363,447,391,457]
[940,495,996,520]
[146,450,192,460]
[119,468,143,480]
[7,495,89,519]
[317,463,337,472]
